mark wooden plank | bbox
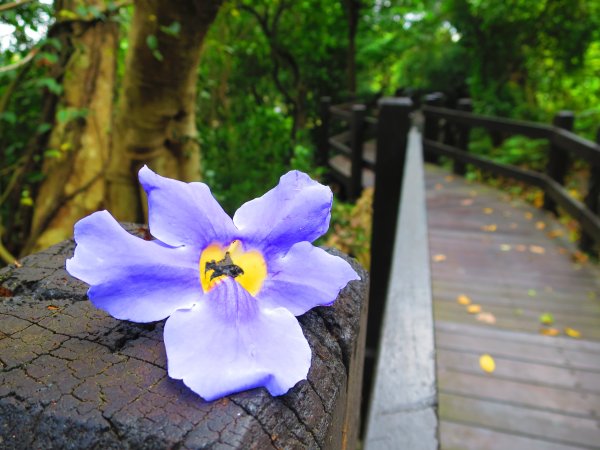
[439,392,600,449]
[438,371,600,418]
[436,330,600,371]
[436,321,600,354]
[365,126,438,450]
[437,348,600,393]
[439,421,585,450]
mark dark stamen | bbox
[205,252,244,280]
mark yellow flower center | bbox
[199,240,267,296]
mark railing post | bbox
[363,97,413,428]
[580,128,600,255]
[544,111,575,213]
[423,92,444,163]
[349,104,367,201]
[317,96,332,167]
[453,98,473,176]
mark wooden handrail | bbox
[423,102,600,253]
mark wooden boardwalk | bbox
[425,164,600,450]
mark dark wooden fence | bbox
[317,97,377,201]
[319,97,439,448]
[423,98,600,254]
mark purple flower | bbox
[66,167,359,401]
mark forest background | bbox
[1,0,599,266]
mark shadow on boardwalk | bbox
[426,164,600,450]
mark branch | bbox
[0,0,35,13]
[0,48,38,74]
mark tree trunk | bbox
[106,0,223,222]
[24,0,118,255]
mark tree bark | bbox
[24,0,118,255]
[106,0,223,222]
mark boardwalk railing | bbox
[423,98,600,254]
[319,97,438,447]
[317,97,377,200]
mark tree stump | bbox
[0,225,368,450]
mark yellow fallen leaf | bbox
[47,305,59,311]
[481,224,497,232]
[535,221,546,230]
[564,327,581,339]
[540,328,560,336]
[479,354,495,373]
[500,244,511,251]
[529,245,545,254]
[524,212,533,220]
[515,244,527,252]
[467,304,482,314]
[483,207,493,214]
[547,229,564,238]
[460,198,474,206]
[432,254,447,262]
[445,175,454,182]
[476,312,496,324]
[435,183,443,190]
[571,251,589,264]
[539,312,553,325]
[457,294,471,305]
[509,223,518,229]
[469,190,477,197]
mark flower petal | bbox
[164,278,311,401]
[66,210,201,322]
[139,165,237,248]
[233,171,332,254]
[258,242,360,316]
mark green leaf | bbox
[36,78,63,95]
[37,123,52,134]
[152,50,164,61]
[1,111,17,125]
[160,21,181,37]
[44,149,61,159]
[146,34,158,51]
[539,312,555,326]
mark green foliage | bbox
[199,105,294,214]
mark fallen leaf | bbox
[432,254,447,262]
[509,223,518,229]
[481,224,497,232]
[564,327,581,339]
[477,312,496,324]
[515,244,527,252]
[14,260,23,268]
[529,245,545,254]
[540,327,560,336]
[460,198,474,206]
[547,229,564,239]
[435,183,443,190]
[467,304,482,314]
[528,289,537,297]
[469,190,477,197]
[445,175,454,182]
[571,251,589,264]
[500,244,511,251]
[535,221,546,230]
[457,294,472,305]
[483,207,493,214]
[524,212,533,220]
[539,312,554,325]
[514,308,523,316]
[47,305,59,311]
[479,354,496,373]
[0,286,13,297]
[588,291,597,300]
[558,247,568,255]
